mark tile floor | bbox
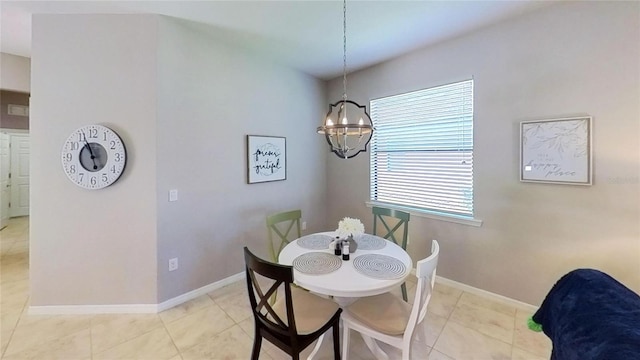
[1,216,552,359]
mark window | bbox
[370,79,474,218]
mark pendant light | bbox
[317,0,374,159]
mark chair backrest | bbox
[404,240,439,344]
[266,209,302,262]
[244,247,299,339]
[372,206,410,249]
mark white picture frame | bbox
[247,135,287,184]
[520,116,592,185]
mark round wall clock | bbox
[61,124,127,190]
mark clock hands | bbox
[81,130,98,170]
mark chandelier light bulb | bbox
[326,118,334,126]
[358,118,363,125]
[342,116,348,125]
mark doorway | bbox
[0,132,30,229]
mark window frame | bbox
[368,79,482,227]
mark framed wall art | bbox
[520,116,592,185]
[246,135,287,184]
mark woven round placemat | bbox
[353,254,406,280]
[292,252,342,275]
[296,234,333,250]
[354,234,387,250]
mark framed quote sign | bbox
[520,116,592,185]
[246,135,287,184]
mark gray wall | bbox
[326,1,640,305]
[31,15,159,305]
[155,18,328,301]
[30,14,328,305]
[25,2,640,307]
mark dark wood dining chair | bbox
[372,206,411,301]
[243,247,342,360]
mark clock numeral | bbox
[88,129,98,138]
[70,142,79,150]
[65,153,72,162]
[78,133,85,142]
[110,140,116,150]
[79,173,84,181]
[103,132,108,141]
[114,153,122,162]
[102,173,108,182]
[111,165,117,174]
[69,165,76,174]
[90,176,97,185]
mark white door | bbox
[0,132,10,229]
[10,134,29,217]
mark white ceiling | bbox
[0,1,555,80]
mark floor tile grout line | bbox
[89,316,94,360]
[90,317,167,357]
[445,312,516,347]
[510,310,518,359]
[158,313,184,360]
[2,216,552,360]
[446,315,515,348]
[1,288,29,359]
[431,289,470,360]
[162,304,239,358]
[1,313,19,358]
[157,292,245,358]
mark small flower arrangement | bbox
[336,217,365,238]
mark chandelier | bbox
[317,0,374,159]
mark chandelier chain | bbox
[316,0,373,159]
[342,0,347,101]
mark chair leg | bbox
[361,334,389,360]
[251,334,262,360]
[402,334,414,360]
[333,322,341,360]
[342,324,350,360]
[401,282,408,302]
[417,322,428,344]
[402,348,410,360]
[307,333,324,360]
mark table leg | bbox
[308,296,385,360]
[332,296,358,307]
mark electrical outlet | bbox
[301,221,307,230]
[168,258,179,271]
[169,189,178,202]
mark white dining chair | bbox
[341,240,440,360]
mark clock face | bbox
[61,125,127,189]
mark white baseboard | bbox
[29,270,538,315]
[156,272,245,312]
[28,272,245,315]
[435,275,538,313]
[29,303,158,315]
[408,268,538,313]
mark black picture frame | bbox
[246,135,287,184]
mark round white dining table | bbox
[278,232,413,300]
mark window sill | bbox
[365,201,483,227]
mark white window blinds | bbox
[370,79,474,217]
